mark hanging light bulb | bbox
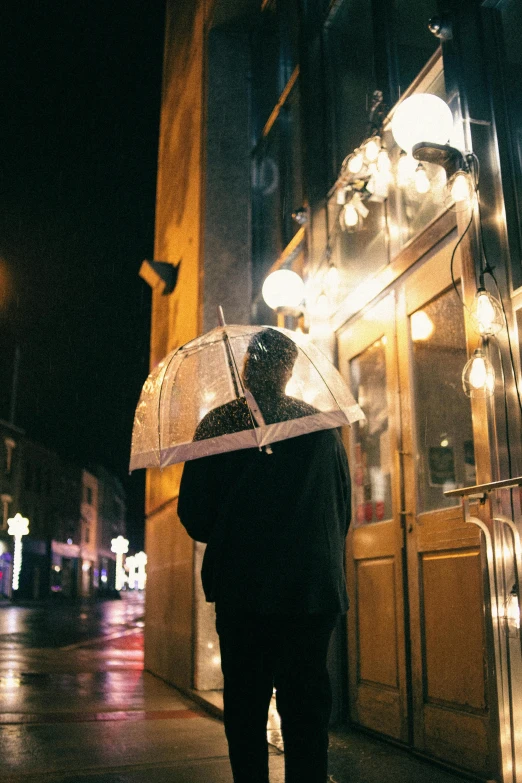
[326,264,340,289]
[364,136,381,163]
[347,151,364,174]
[470,288,503,336]
[336,187,346,205]
[377,147,391,173]
[462,347,495,398]
[342,202,359,228]
[444,169,475,211]
[414,163,431,194]
[451,171,473,203]
[397,151,417,187]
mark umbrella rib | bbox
[222,329,261,441]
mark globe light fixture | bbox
[262,269,305,312]
[462,347,495,398]
[111,535,129,591]
[391,93,454,154]
[470,288,503,336]
[7,513,29,592]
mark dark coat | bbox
[178,409,351,615]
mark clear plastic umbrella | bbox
[129,316,365,471]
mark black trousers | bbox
[215,610,338,783]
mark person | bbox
[178,328,351,783]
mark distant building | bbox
[0,421,127,600]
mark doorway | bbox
[338,238,497,777]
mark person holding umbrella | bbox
[178,328,352,783]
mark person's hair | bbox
[246,328,298,371]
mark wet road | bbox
[0,596,462,783]
[0,593,282,782]
[0,593,145,649]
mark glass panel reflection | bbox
[411,288,476,512]
[350,338,392,525]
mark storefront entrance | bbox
[338,239,497,778]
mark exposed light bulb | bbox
[397,151,417,187]
[336,188,346,205]
[343,203,359,228]
[364,137,380,163]
[377,148,391,173]
[451,172,472,203]
[471,288,503,336]
[348,151,364,174]
[414,163,431,194]
[469,356,487,388]
[326,264,340,289]
[462,348,495,398]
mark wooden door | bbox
[338,239,497,777]
[338,293,409,743]
[397,242,496,776]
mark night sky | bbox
[0,2,166,549]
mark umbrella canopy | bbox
[129,324,365,471]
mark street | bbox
[0,594,466,783]
[0,593,285,782]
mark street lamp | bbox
[125,555,136,590]
[134,551,147,590]
[7,513,29,592]
[111,535,129,591]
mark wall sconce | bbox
[139,258,180,296]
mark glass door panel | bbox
[350,338,393,525]
[410,289,476,512]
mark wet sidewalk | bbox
[0,597,471,783]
